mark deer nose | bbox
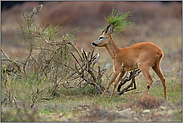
[92,42,97,46]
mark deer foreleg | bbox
[110,71,126,97]
[101,71,120,97]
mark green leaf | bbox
[104,7,134,34]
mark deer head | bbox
[92,25,114,47]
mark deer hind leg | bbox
[101,71,120,97]
[152,62,167,100]
[138,63,153,95]
[110,71,126,97]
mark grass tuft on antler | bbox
[104,8,134,34]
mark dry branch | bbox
[61,44,106,94]
[1,49,22,74]
[117,69,141,95]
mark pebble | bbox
[119,108,134,115]
[159,106,167,110]
[143,109,151,114]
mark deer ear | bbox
[108,24,113,34]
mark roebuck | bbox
[92,25,166,99]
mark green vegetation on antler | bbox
[104,8,134,34]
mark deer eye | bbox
[99,37,104,40]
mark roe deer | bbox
[92,24,166,99]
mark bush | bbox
[1,4,79,115]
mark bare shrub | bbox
[1,4,79,111]
[1,4,108,112]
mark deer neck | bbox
[105,36,120,59]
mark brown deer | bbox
[92,24,166,99]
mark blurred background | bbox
[1,1,182,65]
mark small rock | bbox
[154,111,166,116]
[143,109,150,114]
[160,106,167,110]
[167,110,173,115]
[133,117,139,121]
[119,108,134,115]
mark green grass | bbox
[1,56,181,122]
[1,68,182,121]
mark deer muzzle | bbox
[92,42,97,46]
